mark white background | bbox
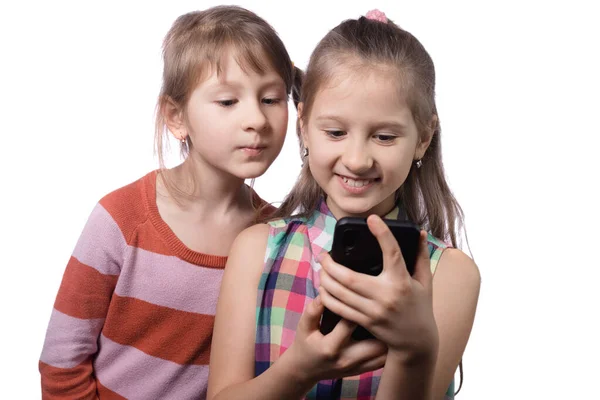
[1,1,599,398]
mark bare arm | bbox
[376,248,480,400]
[207,224,313,400]
[430,248,480,399]
[208,224,389,400]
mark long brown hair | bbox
[272,14,467,393]
[154,6,296,201]
[274,16,464,249]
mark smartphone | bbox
[319,217,421,340]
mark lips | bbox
[336,174,379,194]
[239,145,267,156]
[239,143,267,150]
[340,176,374,187]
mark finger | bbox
[319,285,369,328]
[297,295,324,335]
[344,353,388,377]
[326,318,357,349]
[412,230,433,288]
[320,267,375,315]
[339,339,388,374]
[366,215,410,280]
[321,253,376,298]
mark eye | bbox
[325,130,346,138]
[216,99,238,107]
[262,97,282,105]
[374,134,397,143]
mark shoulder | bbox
[228,223,271,264]
[228,217,306,257]
[72,171,156,271]
[96,170,156,238]
[99,170,154,213]
[434,248,481,296]
[224,224,271,287]
[229,216,310,265]
[233,223,271,251]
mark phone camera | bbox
[343,229,358,252]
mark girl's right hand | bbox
[283,295,388,385]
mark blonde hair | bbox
[154,6,296,201]
[273,16,464,249]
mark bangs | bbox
[187,34,279,90]
[228,36,272,76]
[160,8,293,105]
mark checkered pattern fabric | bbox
[255,199,454,399]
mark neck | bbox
[164,155,252,213]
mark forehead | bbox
[196,47,284,88]
[311,66,413,124]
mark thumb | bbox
[297,295,324,335]
[412,230,433,287]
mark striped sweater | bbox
[39,170,271,400]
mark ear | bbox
[297,102,308,146]
[161,96,187,140]
[415,115,437,160]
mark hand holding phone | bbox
[319,217,421,340]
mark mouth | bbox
[239,145,267,156]
[336,174,380,193]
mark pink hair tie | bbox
[365,9,388,23]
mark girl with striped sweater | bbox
[39,6,297,399]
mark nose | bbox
[242,100,268,133]
[341,137,373,174]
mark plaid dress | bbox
[255,198,454,399]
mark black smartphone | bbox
[319,217,421,340]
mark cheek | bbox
[272,107,289,136]
[380,150,413,181]
[308,145,336,175]
[189,110,229,140]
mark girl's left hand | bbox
[318,215,439,363]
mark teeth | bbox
[342,177,372,187]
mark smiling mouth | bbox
[337,174,380,189]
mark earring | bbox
[302,147,309,158]
[415,159,423,169]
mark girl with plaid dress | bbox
[208,9,480,400]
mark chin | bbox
[329,195,381,218]
[233,164,270,180]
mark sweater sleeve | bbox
[39,203,125,399]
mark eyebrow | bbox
[314,115,348,124]
[206,78,285,92]
[315,115,407,131]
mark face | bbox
[178,51,288,180]
[301,67,430,219]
